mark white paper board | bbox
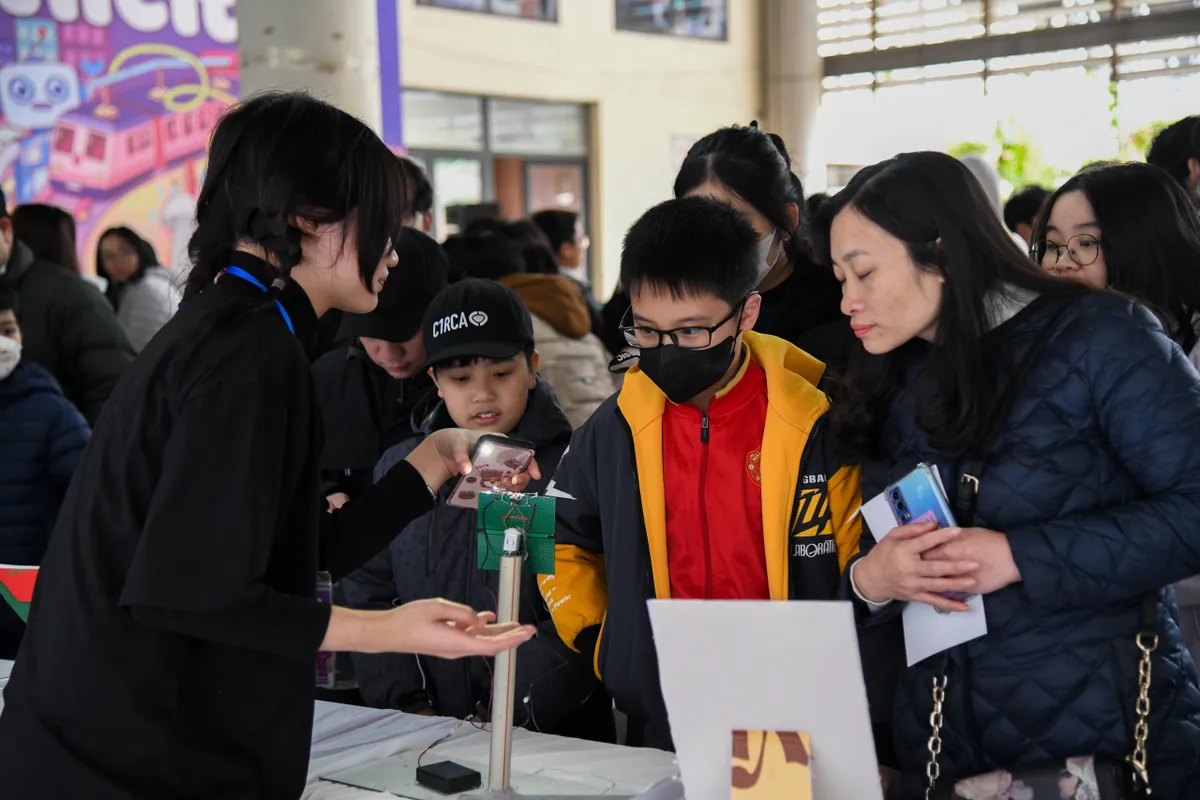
[647,600,883,800]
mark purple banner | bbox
[377,0,401,149]
[0,0,239,275]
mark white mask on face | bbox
[756,229,782,283]
[0,337,20,381]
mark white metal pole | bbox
[488,529,524,792]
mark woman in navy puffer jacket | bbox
[0,287,89,659]
[812,152,1200,799]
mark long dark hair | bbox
[673,123,808,269]
[96,227,159,306]
[11,204,79,273]
[810,151,1086,458]
[1032,162,1200,353]
[184,92,408,305]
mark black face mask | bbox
[638,333,738,405]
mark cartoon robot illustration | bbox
[0,62,82,131]
[0,62,83,202]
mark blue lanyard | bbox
[224,266,295,334]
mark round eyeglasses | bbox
[1033,234,1102,270]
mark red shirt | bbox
[662,359,769,600]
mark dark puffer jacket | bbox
[0,360,89,658]
[342,380,608,736]
[4,241,135,425]
[857,292,1200,799]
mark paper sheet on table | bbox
[860,492,988,667]
[648,600,882,800]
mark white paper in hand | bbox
[648,600,883,800]
[860,491,988,667]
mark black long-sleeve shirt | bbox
[0,252,434,800]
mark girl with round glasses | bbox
[1033,162,1200,368]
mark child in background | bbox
[342,279,613,741]
[0,277,89,659]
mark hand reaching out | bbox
[383,599,535,659]
[405,429,542,491]
[323,599,535,658]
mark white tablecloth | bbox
[306,700,680,799]
[0,661,680,798]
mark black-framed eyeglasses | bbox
[1033,234,1102,269]
[620,299,746,350]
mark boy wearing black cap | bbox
[313,228,450,506]
[342,279,612,740]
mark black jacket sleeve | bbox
[318,459,434,581]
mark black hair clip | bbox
[749,120,760,130]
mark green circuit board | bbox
[476,492,556,574]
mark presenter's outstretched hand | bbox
[405,428,542,490]
[323,601,535,657]
[384,599,534,658]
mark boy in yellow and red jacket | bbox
[540,196,862,750]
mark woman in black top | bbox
[0,92,535,800]
[674,124,856,371]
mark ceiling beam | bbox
[823,8,1200,76]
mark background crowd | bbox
[4,96,1200,798]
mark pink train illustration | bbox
[50,96,223,194]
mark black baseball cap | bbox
[339,227,449,343]
[420,278,535,370]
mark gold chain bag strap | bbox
[925,598,1157,800]
[921,294,1158,799]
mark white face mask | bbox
[0,336,20,381]
[756,229,782,283]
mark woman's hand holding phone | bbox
[923,527,1022,595]
[406,429,542,492]
[853,521,979,613]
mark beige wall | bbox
[399,0,764,295]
